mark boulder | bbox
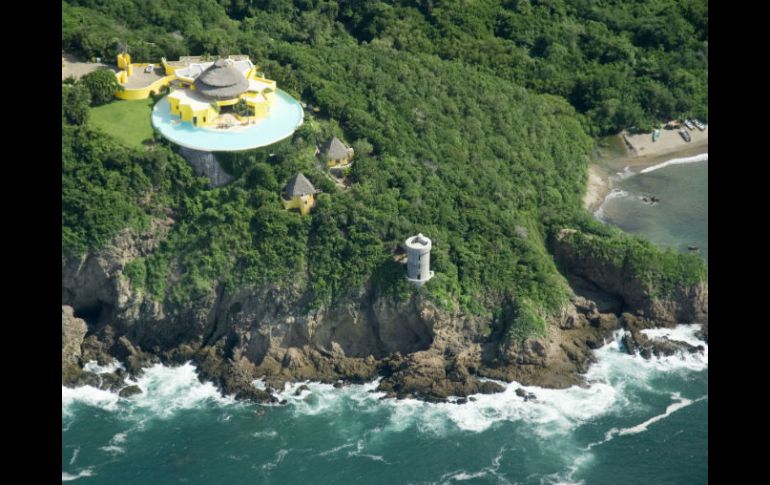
[119,385,143,398]
[62,306,88,369]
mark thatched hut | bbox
[194,59,250,101]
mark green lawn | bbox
[89,99,154,149]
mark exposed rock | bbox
[112,336,158,376]
[76,371,101,388]
[80,333,114,366]
[119,385,143,398]
[62,306,88,368]
[553,229,708,324]
[619,323,705,360]
[62,306,89,385]
[585,339,602,350]
[61,222,708,405]
[294,385,310,396]
[179,147,234,188]
[478,381,506,394]
[514,388,537,401]
[622,334,636,355]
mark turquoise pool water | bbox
[151,89,304,151]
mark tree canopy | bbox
[62,0,707,338]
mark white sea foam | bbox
[61,468,94,481]
[261,449,289,471]
[586,392,708,451]
[252,377,268,391]
[641,325,707,349]
[640,153,708,174]
[100,432,128,455]
[252,429,278,439]
[83,359,125,374]
[62,385,120,417]
[612,166,636,181]
[68,447,80,466]
[348,439,390,464]
[266,379,384,417]
[594,188,629,221]
[266,325,706,442]
[438,447,509,485]
[62,361,235,419]
[129,362,236,417]
[318,442,355,456]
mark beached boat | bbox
[683,119,695,130]
[678,128,691,142]
[652,128,660,142]
[693,119,706,131]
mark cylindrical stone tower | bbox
[405,233,434,286]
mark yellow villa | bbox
[113,54,278,127]
[322,136,355,168]
[167,58,277,127]
[281,173,317,215]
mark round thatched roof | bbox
[194,59,249,100]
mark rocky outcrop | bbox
[551,229,708,324]
[619,313,705,359]
[179,147,234,188]
[62,306,87,368]
[62,305,88,385]
[62,222,708,404]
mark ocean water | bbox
[595,154,708,262]
[62,154,708,485]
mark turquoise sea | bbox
[62,156,708,485]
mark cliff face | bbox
[62,221,708,403]
[551,229,708,325]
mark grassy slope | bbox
[90,99,154,149]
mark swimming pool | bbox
[151,89,304,151]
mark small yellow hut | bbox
[322,137,354,168]
[281,173,317,215]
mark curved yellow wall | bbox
[115,74,176,100]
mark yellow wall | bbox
[117,53,131,70]
[174,103,217,127]
[160,58,183,75]
[282,194,315,215]
[327,152,354,168]
[115,74,176,100]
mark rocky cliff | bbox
[62,222,708,403]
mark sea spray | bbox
[594,188,628,221]
[62,361,237,421]
[640,153,708,174]
[62,326,707,485]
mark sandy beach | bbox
[585,129,708,213]
[623,125,708,159]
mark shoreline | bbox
[585,137,708,213]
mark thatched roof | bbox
[194,59,249,100]
[284,173,316,197]
[322,137,353,160]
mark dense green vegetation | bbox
[63,0,707,135]
[80,68,124,105]
[62,0,707,339]
[89,99,155,148]
[552,223,708,298]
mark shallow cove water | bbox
[63,156,708,485]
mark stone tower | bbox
[405,233,434,286]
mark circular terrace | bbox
[151,89,304,152]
